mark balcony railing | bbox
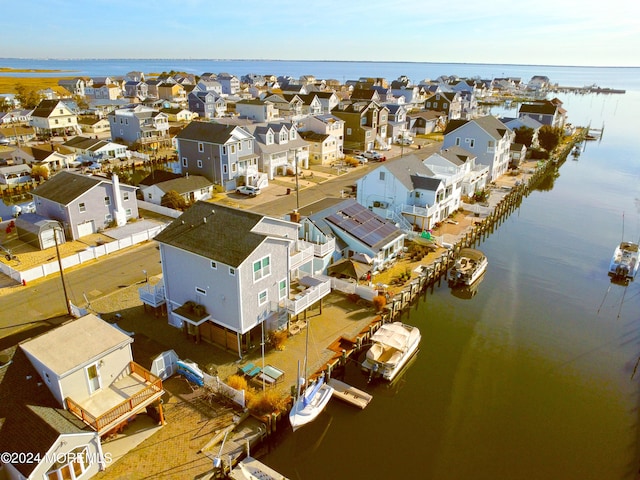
[400,203,438,218]
[139,281,166,308]
[290,242,314,270]
[284,277,331,315]
[66,361,163,434]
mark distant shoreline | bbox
[0,67,74,74]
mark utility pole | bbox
[52,226,72,315]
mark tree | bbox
[73,94,89,111]
[14,84,42,109]
[514,126,534,147]
[30,164,50,180]
[537,125,562,152]
[161,190,187,210]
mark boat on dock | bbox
[608,241,639,281]
[361,322,421,382]
[448,248,488,287]
[571,145,581,157]
[327,378,372,409]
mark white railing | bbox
[400,203,438,218]
[284,278,331,315]
[139,281,166,308]
[290,242,314,270]
[312,237,335,257]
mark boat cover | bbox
[370,323,414,351]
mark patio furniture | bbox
[256,364,285,386]
[238,363,261,378]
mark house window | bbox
[197,159,203,168]
[229,267,235,276]
[469,139,475,148]
[415,191,420,198]
[253,256,271,281]
[230,144,235,154]
[79,202,86,213]
[147,193,152,199]
[105,213,112,223]
[125,208,132,217]
[46,446,91,480]
[455,137,461,146]
[123,192,129,201]
[279,279,287,299]
[182,157,188,167]
[222,146,227,155]
[210,261,218,270]
[195,286,206,296]
[379,172,385,181]
[346,127,352,135]
[231,163,236,172]
[198,142,204,152]
[104,196,111,206]
[223,165,228,174]
[258,290,268,305]
[443,103,448,109]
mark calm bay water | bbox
[2,60,640,478]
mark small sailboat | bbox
[608,214,639,282]
[289,321,334,432]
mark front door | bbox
[86,363,101,393]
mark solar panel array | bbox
[327,203,398,248]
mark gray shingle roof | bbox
[175,122,241,144]
[31,171,103,205]
[154,201,267,268]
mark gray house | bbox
[175,122,259,191]
[31,171,138,240]
[442,116,514,181]
[154,201,330,357]
[107,105,170,149]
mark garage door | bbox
[40,229,57,250]
[77,220,95,238]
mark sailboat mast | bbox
[303,320,309,388]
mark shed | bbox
[15,213,65,250]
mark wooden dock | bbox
[328,378,372,409]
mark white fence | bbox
[138,200,182,219]
[0,223,167,284]
[330,277,377,301]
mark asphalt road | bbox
[0,242,162,342]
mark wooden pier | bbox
[328,378,372,409]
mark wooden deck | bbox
[327,378,372,409]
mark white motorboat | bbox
[361,322,421,382]
[608,241,639,281]
[448,248,488,287]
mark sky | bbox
[2,0,638,67]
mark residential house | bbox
[160,107,196,123]
[19,313,164,437]
[216,73,240,95]
[195,79,223,95]
[244,122,309,179]
[518,99,566,128]
[509,143,527,169]
[30,100,80,137]
[107,105,170,150]
[299,131,339,167]
[423,91,463,120]
[154,201,331,356]
[0,124,36,145]
[12,145,73,172]
[31,171,138,240]
[423,146,489,198]
[283,93,322,116]
[188,91,227,119]
[527,75,551,92]
[235,98,278,123]
[442,115,514,181]
[313,91,341,113]
[0,345,105,480]
[0,109,33,125]
[407,110,446,135]
[297,114,345,159]
[138,171,213,205]
[58,78,90,97]
[356,154,457,231]
[298,198,405,274]
[157,83,187,104]
[77,116,111,134]
[385,104,409,142]
[175,121,259,191]
[262,94,303,119]
[332,100,389,151]
[0,163,31,185]
[144,79,162,99]
[62,136,128,162]
[502,115,543,148]
[123,81,148,101]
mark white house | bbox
[423,146,489,198]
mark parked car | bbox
[396,137,414,145]
[236,185,261,197]
[354,155,368,164]
[363,150,386,161]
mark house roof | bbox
[324,199,403,250]
[519,101,558,115]
[154,201,268,268]
[153,175,213,195]
[383,154,435,191]
[439,146,476,165]
[31,99,67,118]
[31,171,134,206]
[0,346,92,477]
[20,314,133,377]
[63,135,104,150]
[139,170,182,186]
[410,174,442,191]
[175,122,247,144]
[444,116,510,140]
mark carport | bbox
[15,213,65,250]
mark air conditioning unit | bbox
[373,201,387,208]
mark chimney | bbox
[289,210,301,223]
